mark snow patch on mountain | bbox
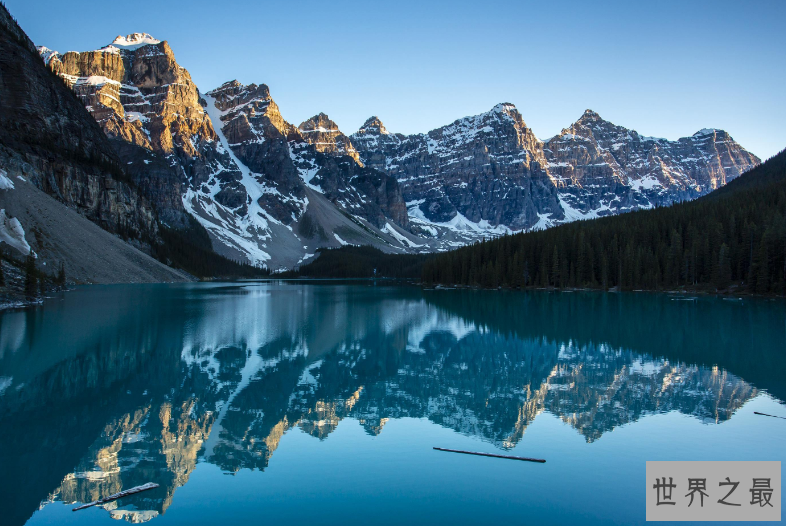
[0,209,31,255]
[382,222,423,248]
[183,94,273,265]
[107,33,160,51]
[36,46,59,64]
[72,75,120,87]
[0,169,14,191]
[407,201,513,237]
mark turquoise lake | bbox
[0,283,784,525]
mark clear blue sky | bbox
[7,0,785,159]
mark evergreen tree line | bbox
[156,218,270,279]
[286,245,429,279]
[421,149,786,295]
[0,249,66,301]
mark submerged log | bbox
[72,483,160,511]
[433,447,545,463]
[754,411,786,420]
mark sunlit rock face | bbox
[299,113,362,165]
[0,12,158,244]
[38,34,231,229]
[39,32,412,265]
[543,110,761,220]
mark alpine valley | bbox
[0,6,761,274]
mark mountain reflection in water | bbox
[0,283,783,525]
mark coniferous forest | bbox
[294,148,786,295]
[421,149,786,294]
[282,245,428,279]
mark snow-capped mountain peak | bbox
[491,102,518,117]
[36,26,762,270]
[543,110,760,221]
[108,33,161,50]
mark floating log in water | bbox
[433,447,545,463]
[72,483,160,511]
[754,411,786,420]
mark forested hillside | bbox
[421,149,786,294]
[282,246,428,279]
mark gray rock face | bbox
[353,106,761,232]
[205,80,408,229]
[206,80,305,224]
[351,104,564,231]
[0,10,158,246]
[543,110,761,219]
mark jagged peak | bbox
[212,79,244,91]
[109,33,161,50]
[558,109,620,137]
[492,102,518,114]
[207,80,270,99]
[456,102,526,129]
[357,116,389,135]
[577,109,604,123]
[480,103,527,126]
[693,128,725,137]
[299,113,340,133]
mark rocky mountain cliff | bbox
[352,104,564,234]
[352,106,761,235]
[298,113,362,164]
[203,81,407,229]
[543,110,762,220]
[33,25,761,270]
[0,10,158,246]
[38,30,415,268]
[38,33,228,229]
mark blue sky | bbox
[8,0,785,159]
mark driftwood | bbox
[72,483,160,511]
[754,411,786,420]
[433,447,545,463]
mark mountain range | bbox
[0,5,762,276]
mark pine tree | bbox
[0,258,4,287]
[24,253,37,300]
[755,243,769,294]
[57,262,66,287]
[714,243,731,290]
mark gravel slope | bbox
[0,176,190,284]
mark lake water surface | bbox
[0,283,784,525]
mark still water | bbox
[0,283,783,525]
